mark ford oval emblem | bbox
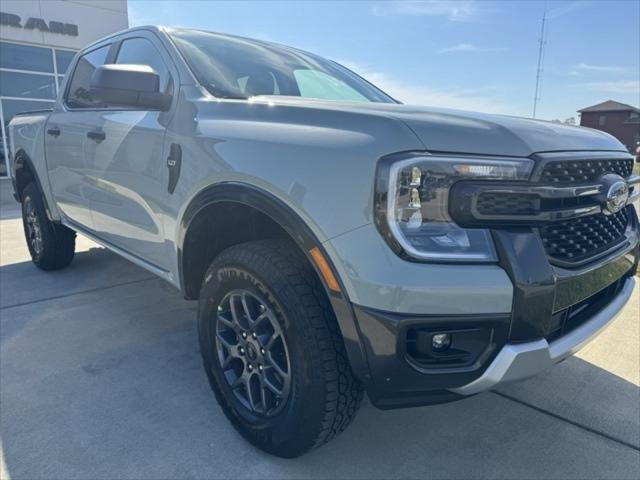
[604,180,629,215]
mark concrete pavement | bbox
[1,178,639,479]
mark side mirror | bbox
[89,64,171,110]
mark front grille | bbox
[540,158,634,184]
[450,153,637,267]
[546,277,626,342]
[538,208,629,264]
[477,193,538,215]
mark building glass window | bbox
[1,99,55,126]
[0,71,57,99]
[599,115,607,127]
[0,42,54,73]
[0,41,76,177]
[55,50,76,76]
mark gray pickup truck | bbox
[8,26,639,458]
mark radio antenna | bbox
[533,2,548,119]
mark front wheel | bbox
[21,182,76,270]
[198,240,363,458]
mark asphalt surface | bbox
[1,178,639,479]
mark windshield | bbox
[168,29,396,103]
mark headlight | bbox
[375,153,533,262]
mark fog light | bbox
[432,333,451,351]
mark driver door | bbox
[84,33,176,270]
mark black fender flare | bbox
[177,182,371,382]
[13,149,54,220]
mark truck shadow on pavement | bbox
[1,248,639,479]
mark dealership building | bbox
[0,0,129,176]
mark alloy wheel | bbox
[24,198,43,257]
[214,290,291,417]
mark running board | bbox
[62,219,177,287]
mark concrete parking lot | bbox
[1,177,638,479]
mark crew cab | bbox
[8,26,639,458]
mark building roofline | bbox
[578,100,640,113]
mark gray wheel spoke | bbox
[251,311,269,329]
[216,331,234,350]
[259,377,269,412]
[263,374,283,396]
[229,294,242,326]
[231,375,245,390]
[241,293,253,323]
[265,332,280,350]
[266,354,287,378]
[217,313,235,329]
[245,376,258,411]
[221,351,235,370]
[214,289,291,418]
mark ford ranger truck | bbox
[8,26,639,458]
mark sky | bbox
[128,0,640,121]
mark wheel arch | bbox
[177,182,371,381]
[13,149,54,220]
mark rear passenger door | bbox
[46,44,112,230]
[85,33,176,270]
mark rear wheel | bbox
[198,240,363,457]
[21,182,76,270]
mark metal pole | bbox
[533,3,547,119]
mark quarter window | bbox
[66,45,110,108]
[116,38,170,93]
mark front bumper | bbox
[343,219,638,410]
[451,276,636,396]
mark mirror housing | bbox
[89,64,171,110]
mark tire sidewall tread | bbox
[197,239,362,458]
[21,182,75,271]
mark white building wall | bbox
[0,0,128,49]
[0,0,129,176]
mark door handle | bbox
[87,130,106,142]
[47,126,60,137]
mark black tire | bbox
[198,239,363,458]
[21,182,76,270]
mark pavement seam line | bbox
[0,277,157,310]
[492,391,640,452]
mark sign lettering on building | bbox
[0,11,79,36]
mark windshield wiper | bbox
[217,94,249,100]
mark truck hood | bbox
[252,97,626,157]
